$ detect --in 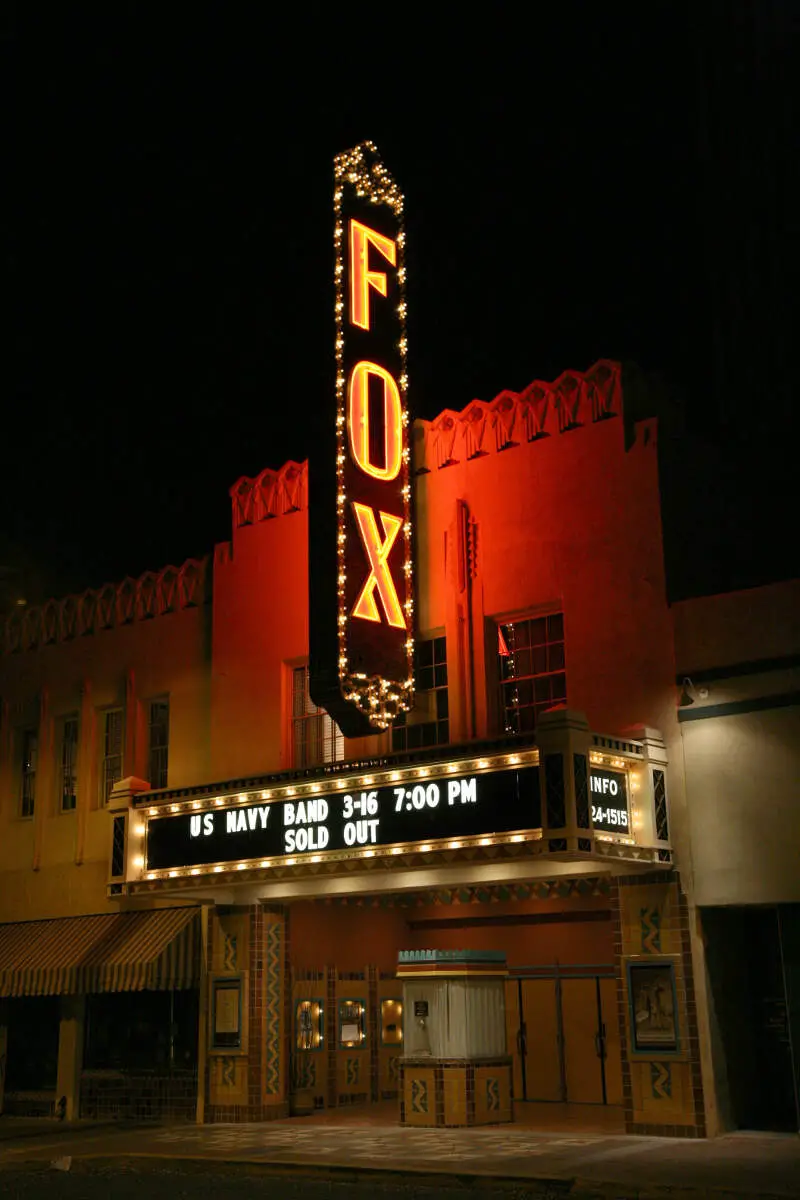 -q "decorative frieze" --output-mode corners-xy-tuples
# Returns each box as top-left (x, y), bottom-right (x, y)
(416, 359), (622, 474)
(229, 460), (308, 530)
(2, 558), (209, 655)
